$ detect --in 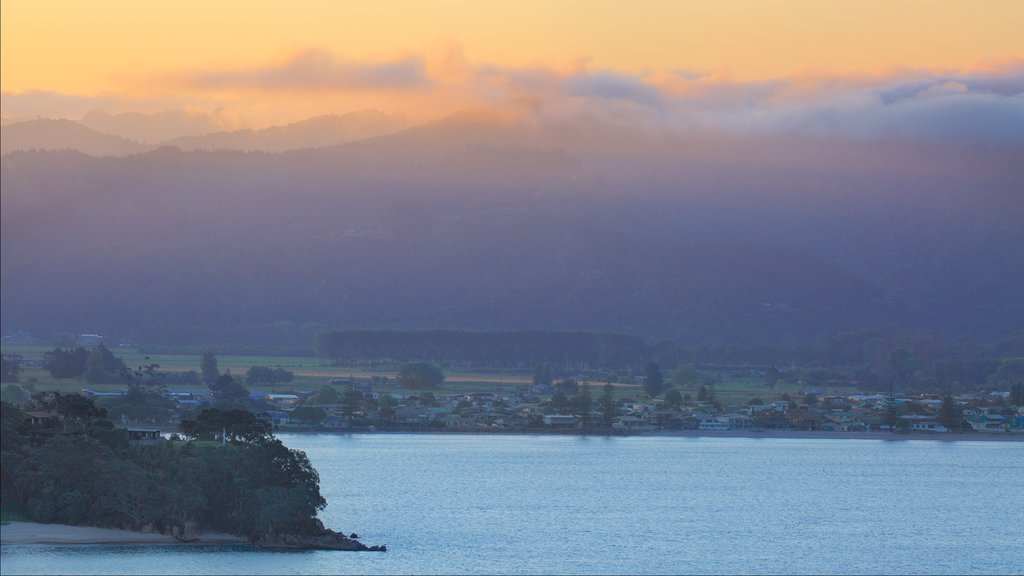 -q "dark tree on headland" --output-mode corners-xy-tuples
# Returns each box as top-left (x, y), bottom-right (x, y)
(0, 400), (381, 550)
